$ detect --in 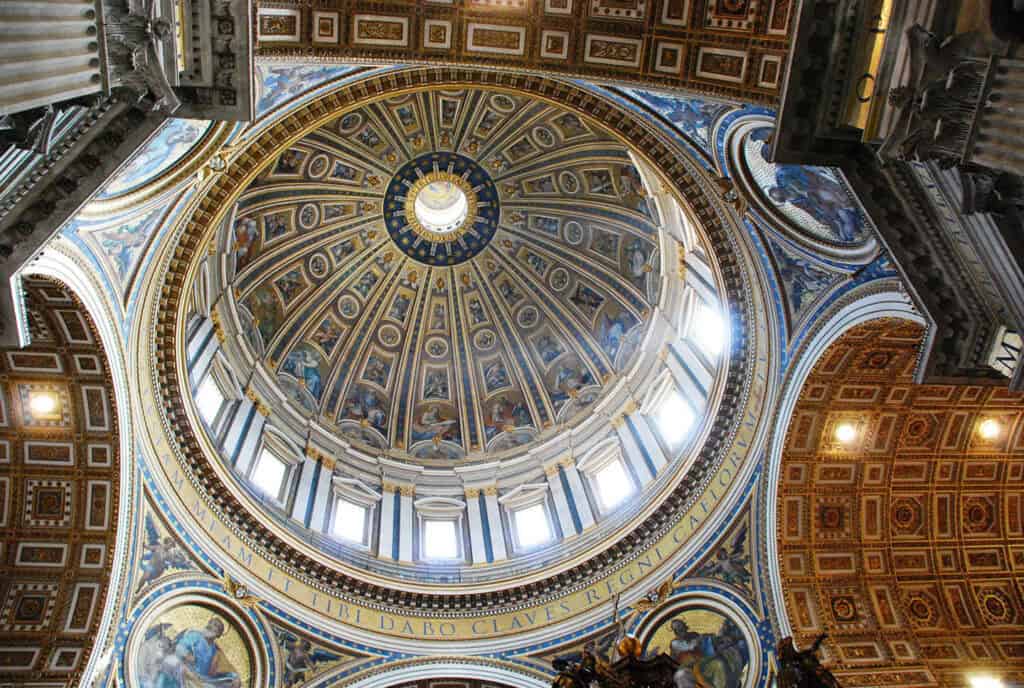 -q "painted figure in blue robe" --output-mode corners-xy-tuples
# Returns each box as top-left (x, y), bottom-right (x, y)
(342, 387), (387, 432)
(666, 616), (747, 688)
(257, 65), (354, 113)
(484, 396), (531, 439)
(173, 618), (243, 688)
(778, 254), (835, 314)
(483, 361), (510, 392)
(751, 128), (863, 243)
(98, 218), (154, 281)
(627, 91), (721, 149)
(625, 238), (650, 285)
(282, 346), (324, 399)
(139, 618), (243, 688)
(598, 310), (637, 360)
